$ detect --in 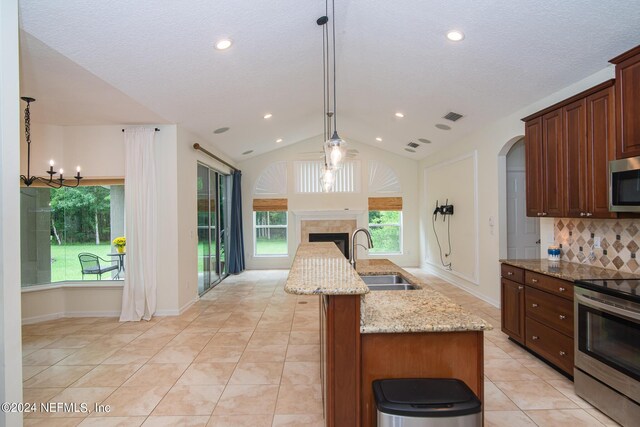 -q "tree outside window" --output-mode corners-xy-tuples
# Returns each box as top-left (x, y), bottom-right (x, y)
(368, 210), (402, 254)
(254, 211), (288, 256)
